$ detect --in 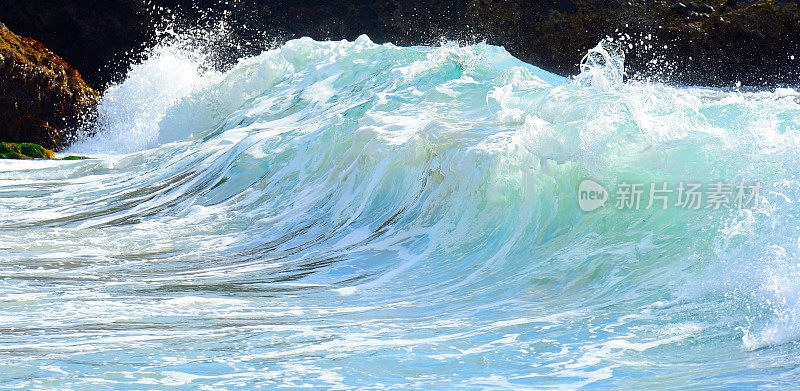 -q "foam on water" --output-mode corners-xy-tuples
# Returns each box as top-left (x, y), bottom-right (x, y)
(1, 34), (799, 388)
